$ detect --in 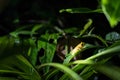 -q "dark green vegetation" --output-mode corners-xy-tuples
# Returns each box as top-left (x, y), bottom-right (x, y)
(0, 0), (120, 80)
